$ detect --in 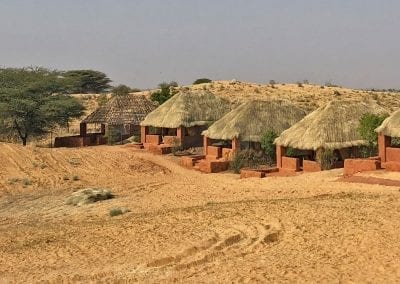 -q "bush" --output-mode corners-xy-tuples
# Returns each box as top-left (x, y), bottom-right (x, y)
(150, 82), (178, 105)
(66, 188), (114, 206)
(316, 149), (337, 170)
(97, 94), (108, 106)
(171, 137), (183, 155)
(112, 84), (131, 96)
(109, 207), (130, 217)
(230, 149), (267, 173)
(193, 78), (212, 85)
(357, 113), (388, 156)
(260, 130), (278, 166)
